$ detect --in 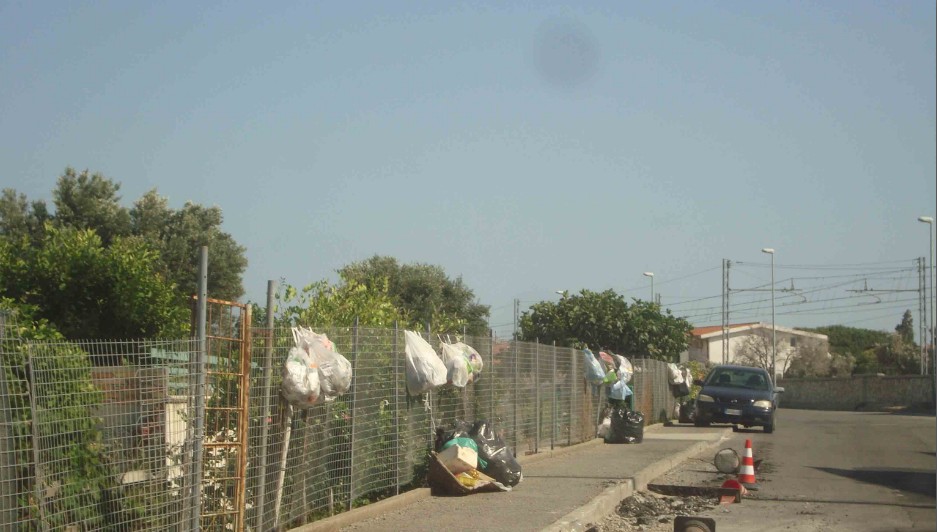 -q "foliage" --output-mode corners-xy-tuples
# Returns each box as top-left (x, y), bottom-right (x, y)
(0, 224), (188, 340)
(873, 333), (920, 375)
(785, 339), (831, 378)
(279, 275), (408, 328)
(1, 169), (247, 338)
(518, 289), (691, 362)
(895, 309), (915, 345)
(804, 325), (890, 363)
(338, 255), (490, 335)
(130, 190), (247, 300)
(0, 301), (119, 530)
(828, 352), (855, 377)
